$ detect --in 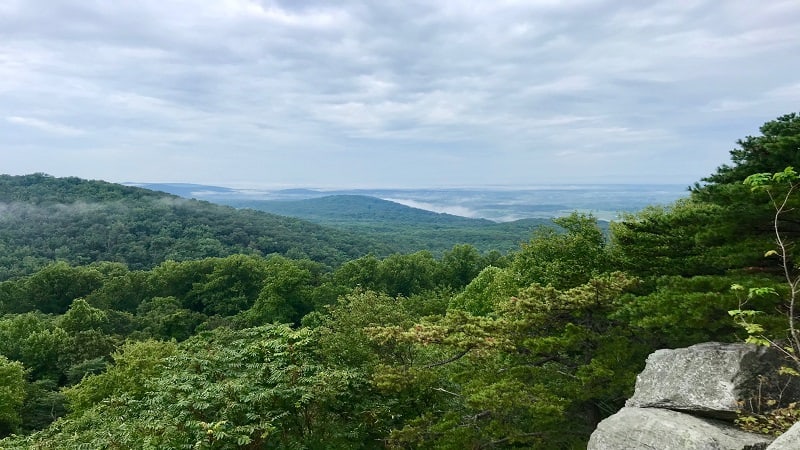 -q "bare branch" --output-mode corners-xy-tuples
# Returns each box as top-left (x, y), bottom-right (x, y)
(424, 346), (473, 368)
(432, 387), (461, 397)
